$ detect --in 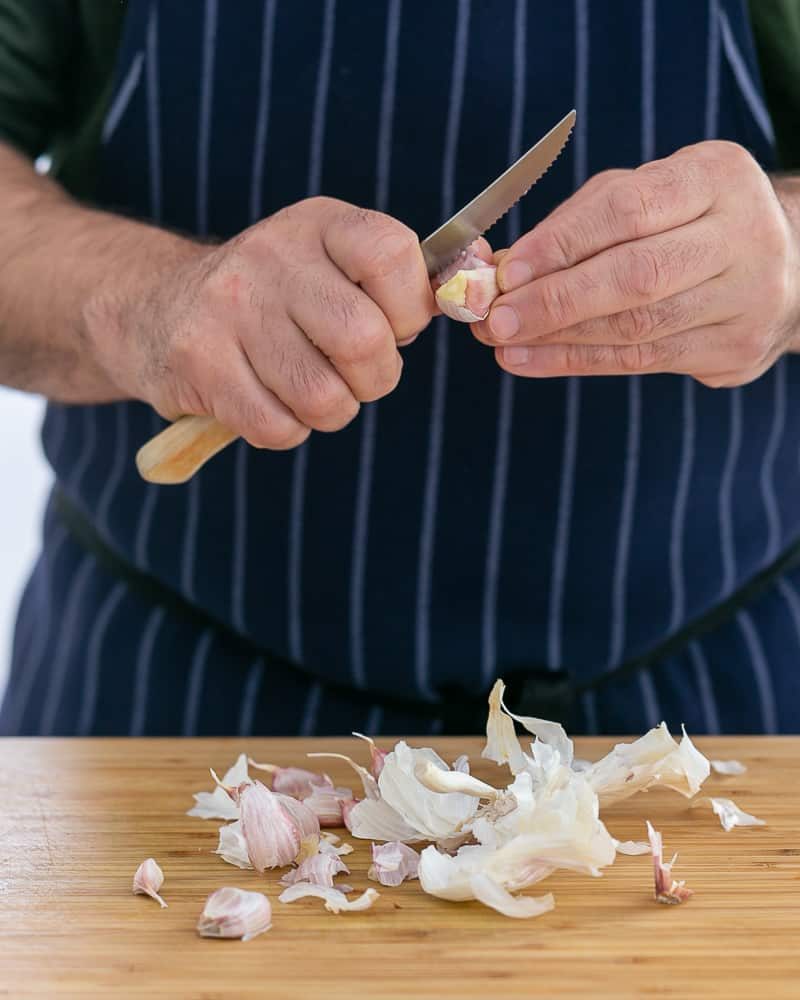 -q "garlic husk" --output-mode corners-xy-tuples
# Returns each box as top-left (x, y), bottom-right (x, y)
(613, 838), (651, 856)
(414, 759), (499, 800)
(188, 753), (249, 819)
(238, 780), (302, 871)
(215, 820), (252, 870)
(368, 842), (420, 886)
(275, 792), (321, 841)
(433, 247), (499, 323)
(500, 695), (574, 767)
(452, 754), (470, 774)
(468, 873), (555, 919)
(345, 796), (423, 843)
(696, 796), (765, 832)
(278, 883), (379, 913)
(481, 680), (527, 774)
(197, 887), (272, 941)
(303, 785), (354, 827)
(352, 732), (389, 779)
(710, 759), (747, 776)
(319, 831), (354, 856)
(585, 724), (710, 807)
(647, 821), (692, 904)
(307, 751), (380, 800)
(248, 759), (334, 799)
(132, 857), (167, 908)
(280, 851), (350, 889)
